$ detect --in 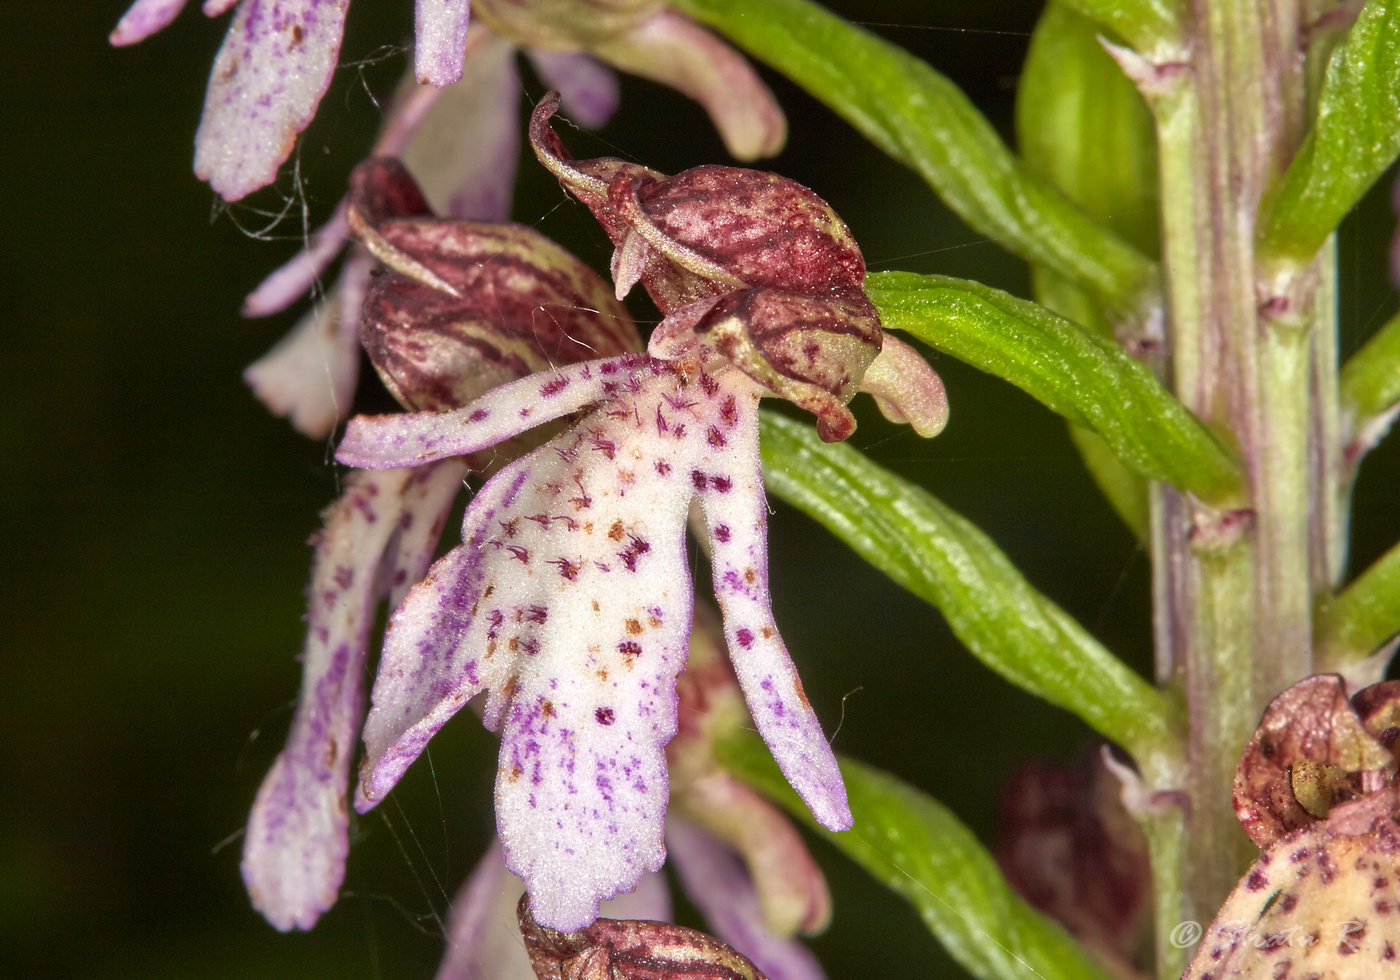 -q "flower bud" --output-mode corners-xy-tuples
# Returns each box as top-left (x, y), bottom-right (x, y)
(531, 94), (892, 441)
(519, 895), (771, 980)
(346, 157), (641, 413)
